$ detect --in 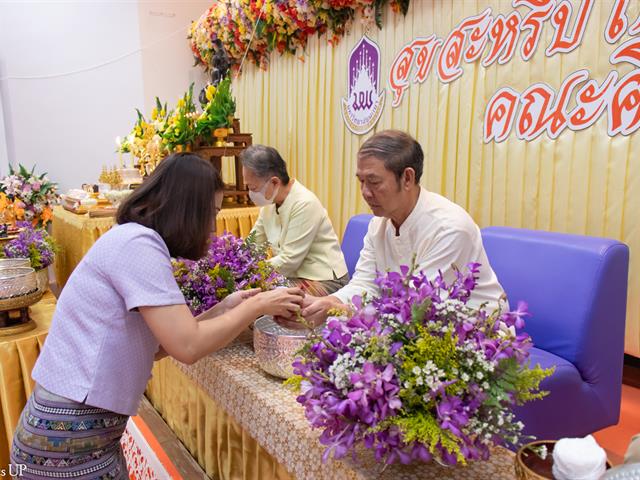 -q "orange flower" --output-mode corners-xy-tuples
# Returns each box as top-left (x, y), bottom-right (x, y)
(41, 207), (53, 225)
(14, 207), (25, 220)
